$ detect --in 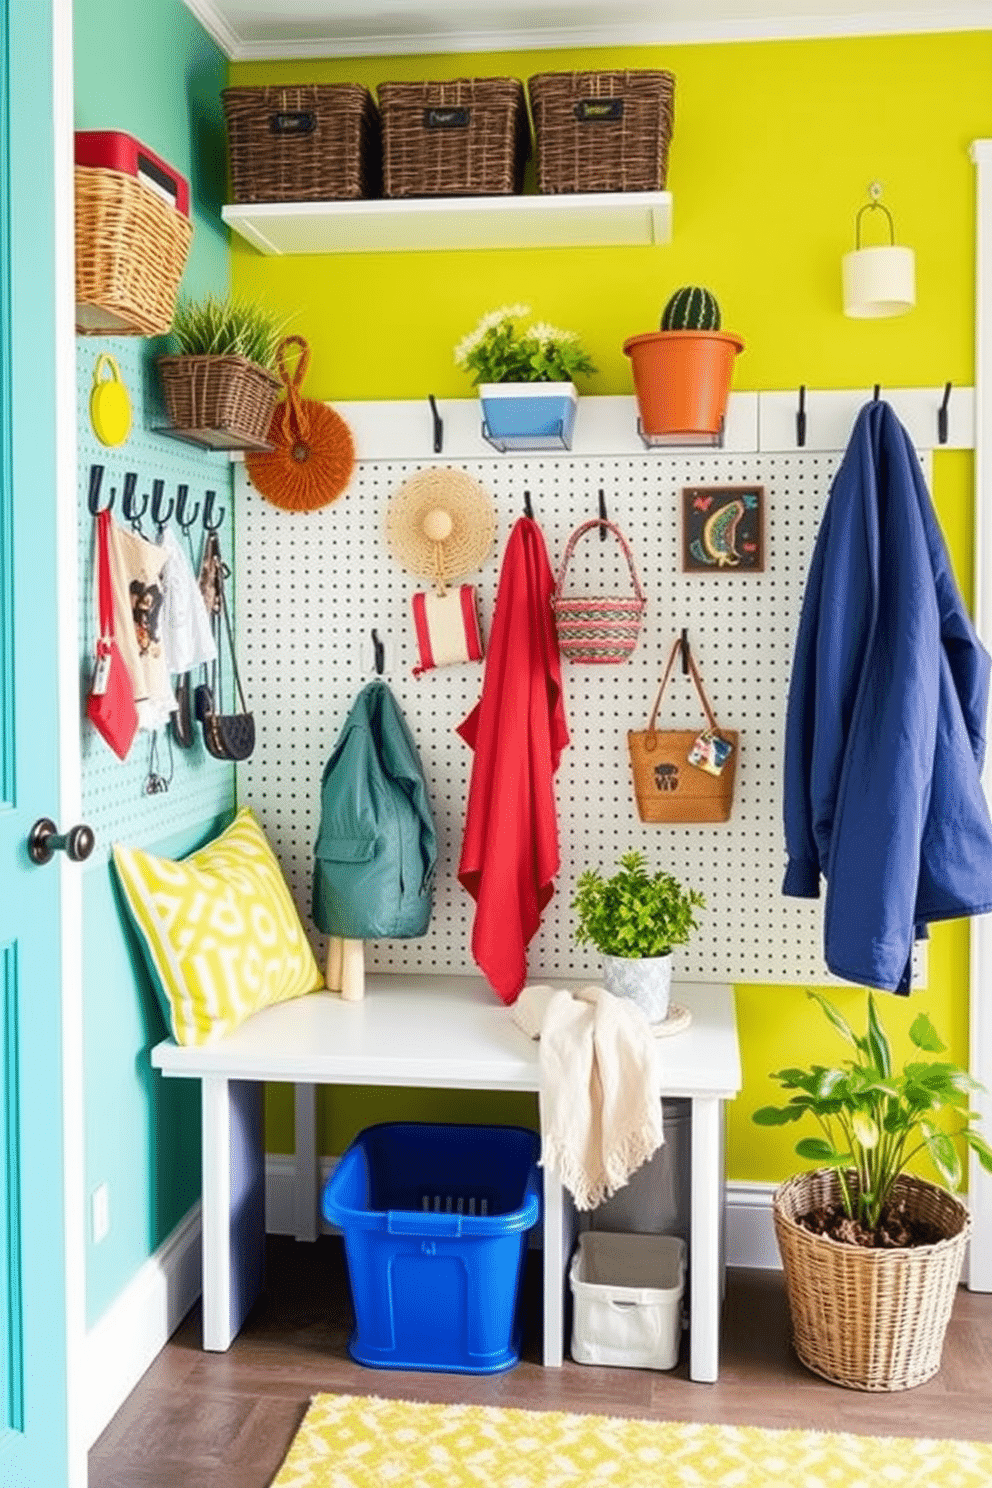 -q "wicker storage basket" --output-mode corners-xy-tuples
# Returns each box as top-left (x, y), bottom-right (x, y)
(157, 355), (282, 448)
(552, 519), (646, 663)
(75, 167), (193, 336)
(528, 70), (675, 195)
(773, 1169), (970, 1392)
(378, 78), (528, 198)
(222, 84), (381, 202)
